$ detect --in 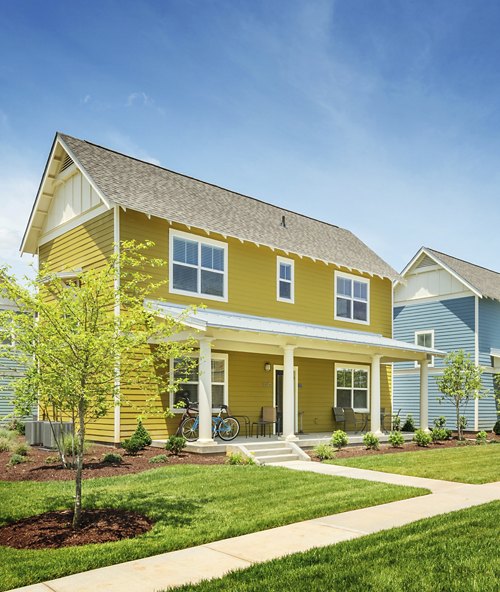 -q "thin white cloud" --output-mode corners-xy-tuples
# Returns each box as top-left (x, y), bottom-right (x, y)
(82, 94), (92, 104)
(126, 92), (165, 116)
(102, 130), (161, 166)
